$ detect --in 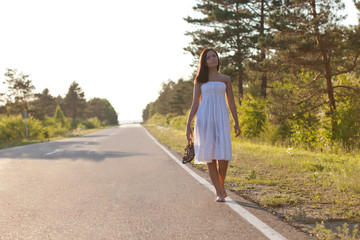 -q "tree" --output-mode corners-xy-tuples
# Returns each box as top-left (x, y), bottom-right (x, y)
(86, 98), (107, 121)
(102, 99), (118, 125)
(63, 81), (86, 120)
(267, 0), (360, 134)
(30, 88), (57, 119)
(142, 102), (154, 122)
(168, 79), (193, 115)
(153, 80), (175, 115)
(3, 68), (35, 114)
(86, 98), (118, 125)
(184, 0), (254, 104)
(244, 0), (281, 98)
